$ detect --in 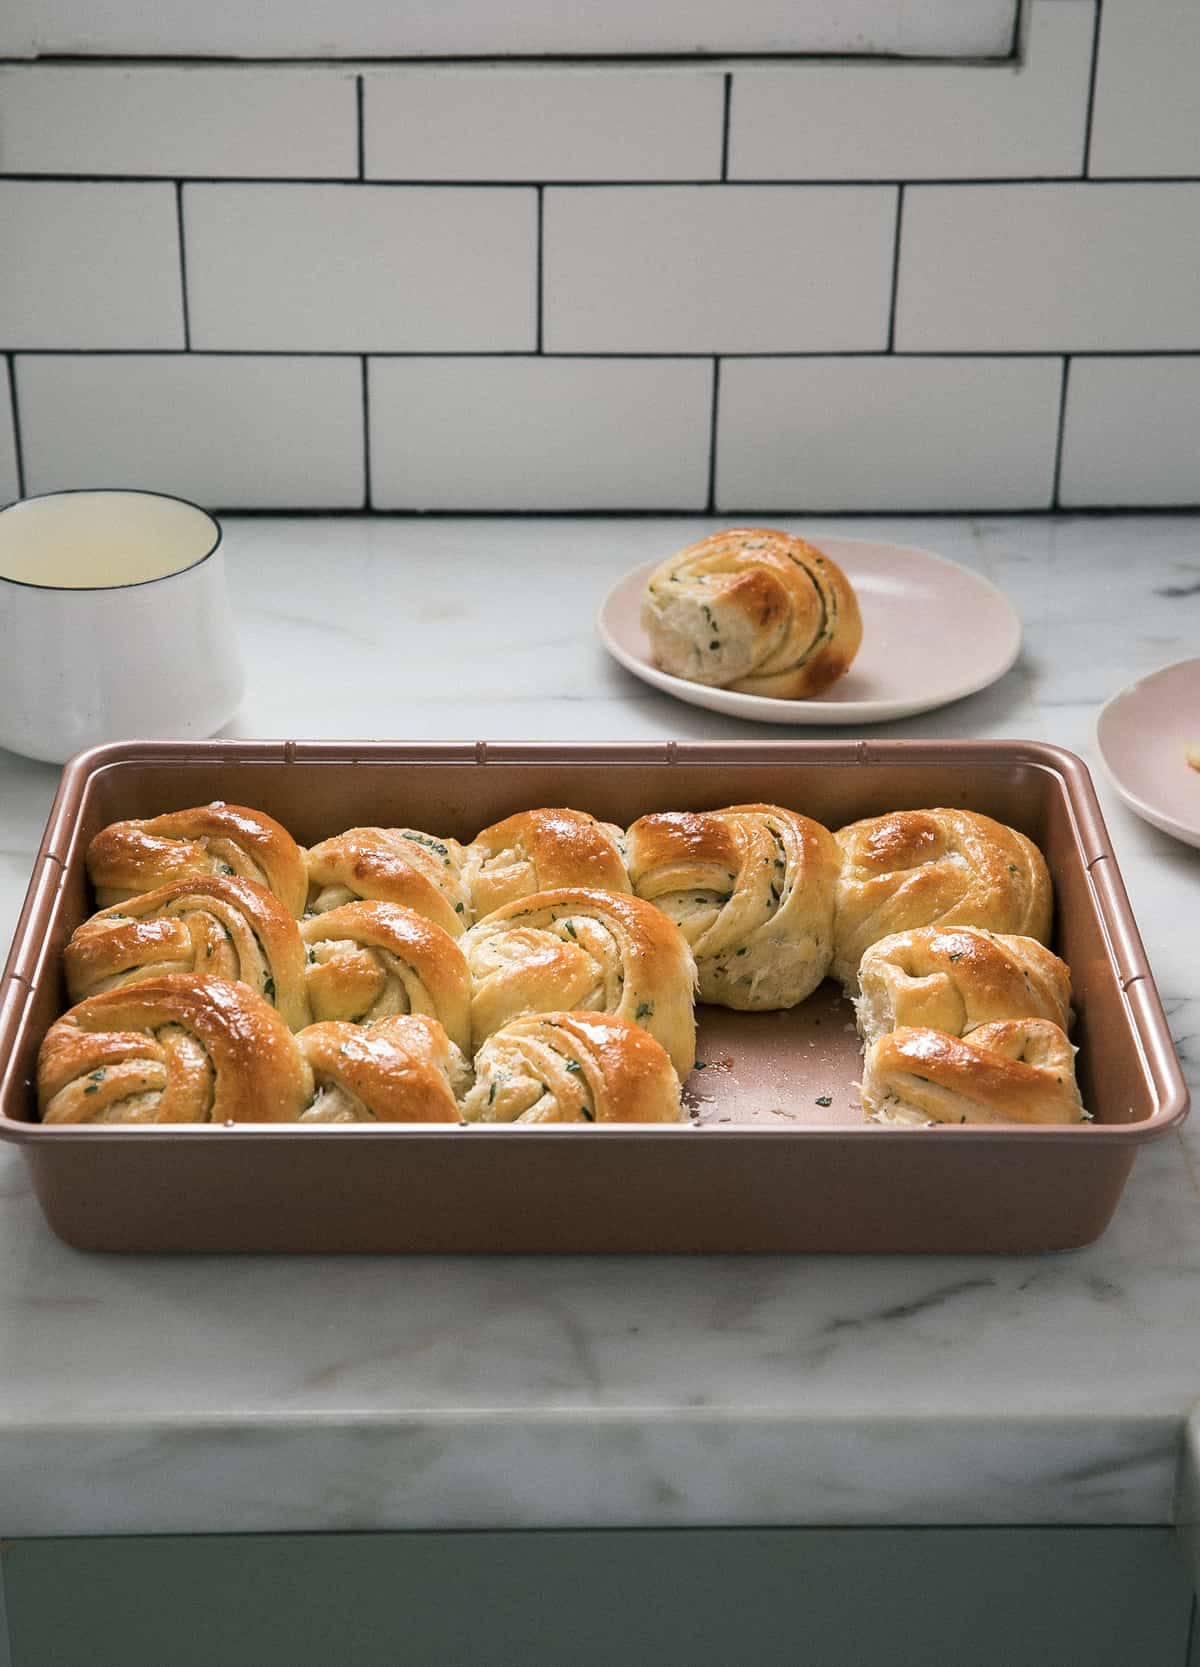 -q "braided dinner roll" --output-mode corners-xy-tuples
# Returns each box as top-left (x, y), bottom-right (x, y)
(305, 826), (471, 936)
(301, 901), (471, 1052)
(87, 802), (307, 918)
(640, 528), (862, 699)
(461, 887), (696, 1075)
(856, 927), (1072, 1049)
(38, 973), (313, 1125)
(463, 808), (630, 917)
(297, 1015), (469, 1123)
(625, 803), (839, 1009)
(462, 1011), (682, 1125)
(63, 874), (310, 1031)
(833, 808), (1053, 995)
(861, 1019), (1086, 1127)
